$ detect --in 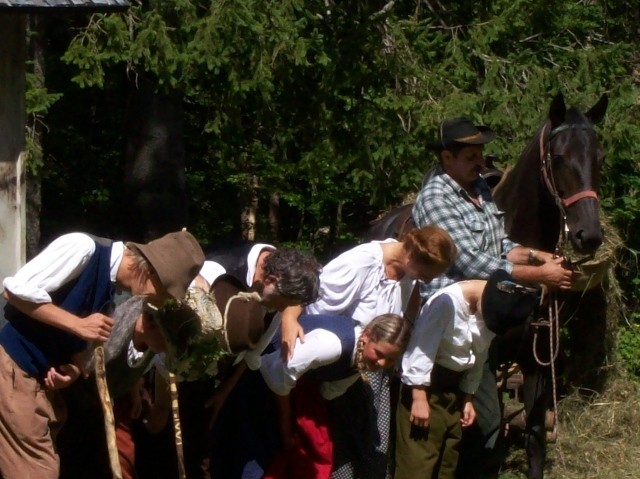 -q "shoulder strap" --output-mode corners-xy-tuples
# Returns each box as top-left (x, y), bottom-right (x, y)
(403, 282), (422, 326)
